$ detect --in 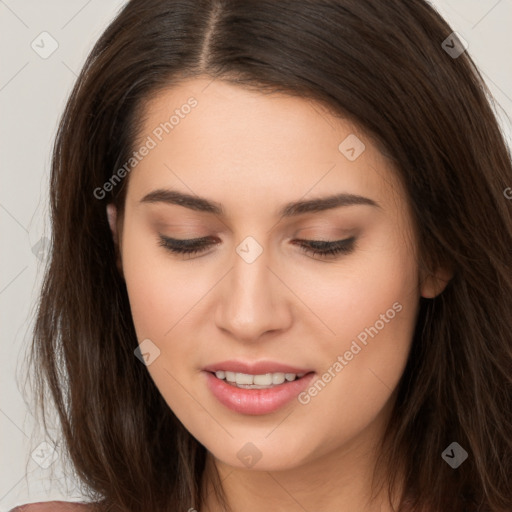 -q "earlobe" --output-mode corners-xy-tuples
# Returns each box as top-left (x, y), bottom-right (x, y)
(420, 266), (454, 298)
